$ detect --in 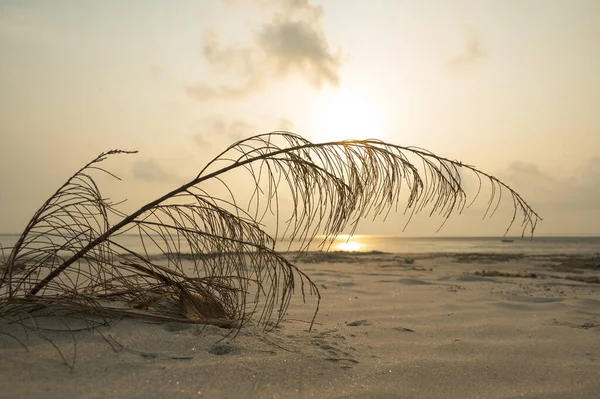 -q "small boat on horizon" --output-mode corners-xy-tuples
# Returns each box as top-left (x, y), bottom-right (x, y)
(501, 239), (514, 243)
